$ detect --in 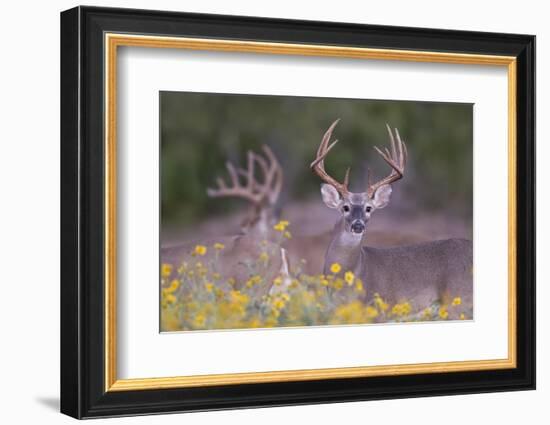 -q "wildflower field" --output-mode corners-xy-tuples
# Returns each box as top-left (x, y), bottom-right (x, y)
(160, 220), (470, 332)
